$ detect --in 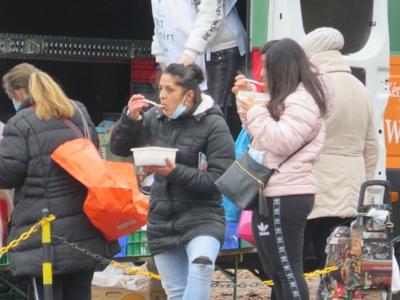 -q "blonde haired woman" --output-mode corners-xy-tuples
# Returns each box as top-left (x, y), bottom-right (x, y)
(0, 63), (119, 299)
